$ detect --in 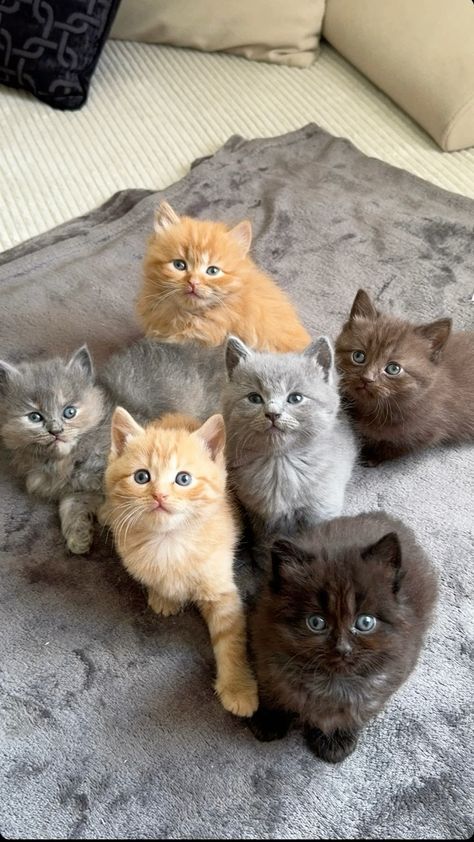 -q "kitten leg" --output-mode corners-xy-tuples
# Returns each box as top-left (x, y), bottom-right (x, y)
(59, 493), (101, 555)
(198, 590), (258, 718)
(361, 440), (412, 466)
(304, 724), (359, 763)
(248, 706), (294, 742)
(147, 587), (182, 617)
